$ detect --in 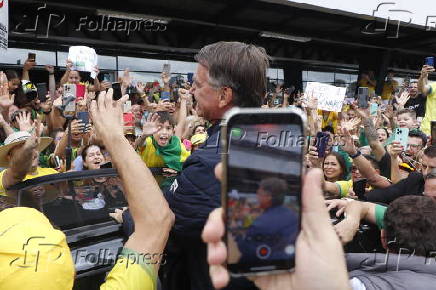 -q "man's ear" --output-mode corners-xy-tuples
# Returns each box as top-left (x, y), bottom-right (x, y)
(380, 229), (388, 250)
(218, 87), (233, 109)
